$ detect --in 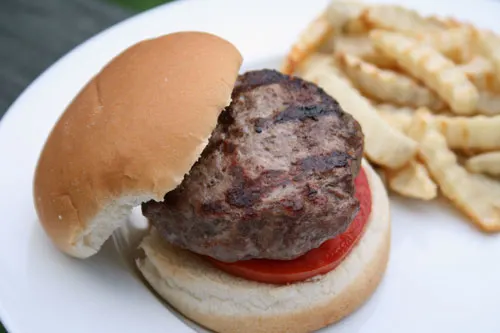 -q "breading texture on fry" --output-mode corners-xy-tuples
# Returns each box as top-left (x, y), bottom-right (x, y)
(370, 30), (478, 115)
(466, 152), (500, 176)
(281, 13), (333, 75)
(300, 59), (418, 169)
(337, 53), (445, 109)
(408, 110), (500, 232)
